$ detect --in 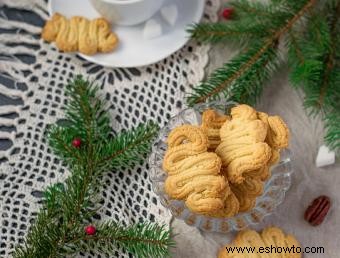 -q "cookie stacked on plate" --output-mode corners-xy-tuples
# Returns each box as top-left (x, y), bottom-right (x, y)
(162, 104), (290, 217)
